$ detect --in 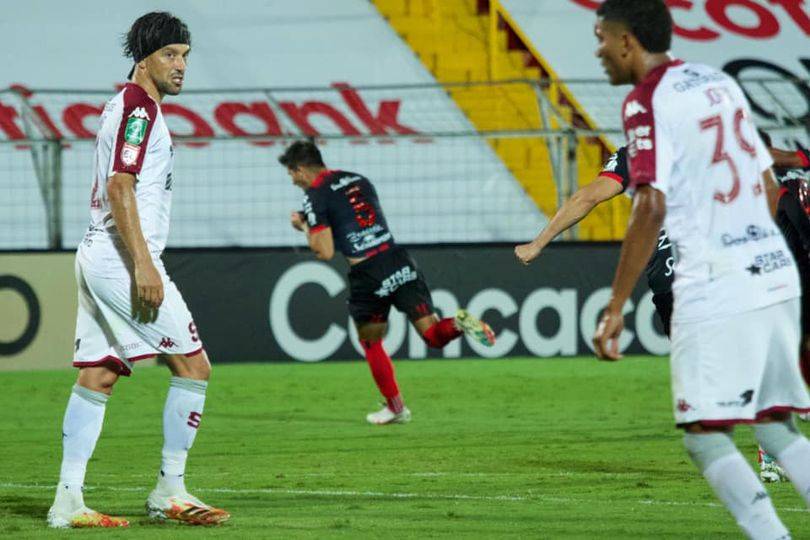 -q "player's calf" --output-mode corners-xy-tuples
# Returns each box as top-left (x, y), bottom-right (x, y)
(755, 418), (810, 506)
(684, 430), (790, 539)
